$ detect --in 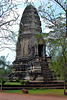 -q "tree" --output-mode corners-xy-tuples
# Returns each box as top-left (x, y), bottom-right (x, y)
(43, 15), (67, 74)
(0, 56), (12, 90)
(0, 0), (19, 51)
(53, 0), (67, 37)
(38, 0), (67, 94)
